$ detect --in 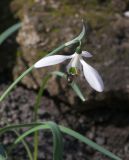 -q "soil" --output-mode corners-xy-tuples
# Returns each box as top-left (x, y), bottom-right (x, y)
(0, 80), (129, 160)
